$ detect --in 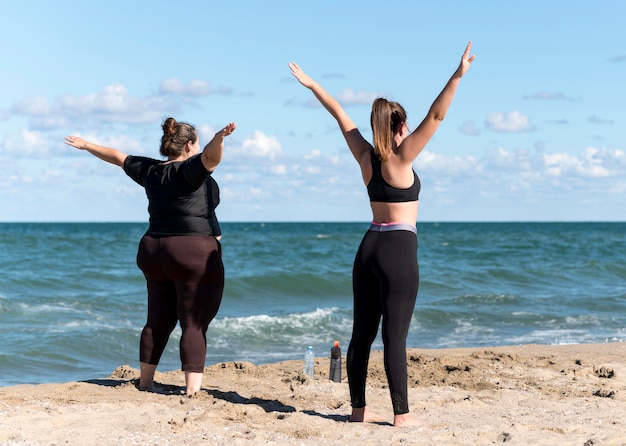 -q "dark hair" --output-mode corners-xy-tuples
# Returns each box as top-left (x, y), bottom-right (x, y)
(159, 117), (197, 157)
(370, 98), (407, 161)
